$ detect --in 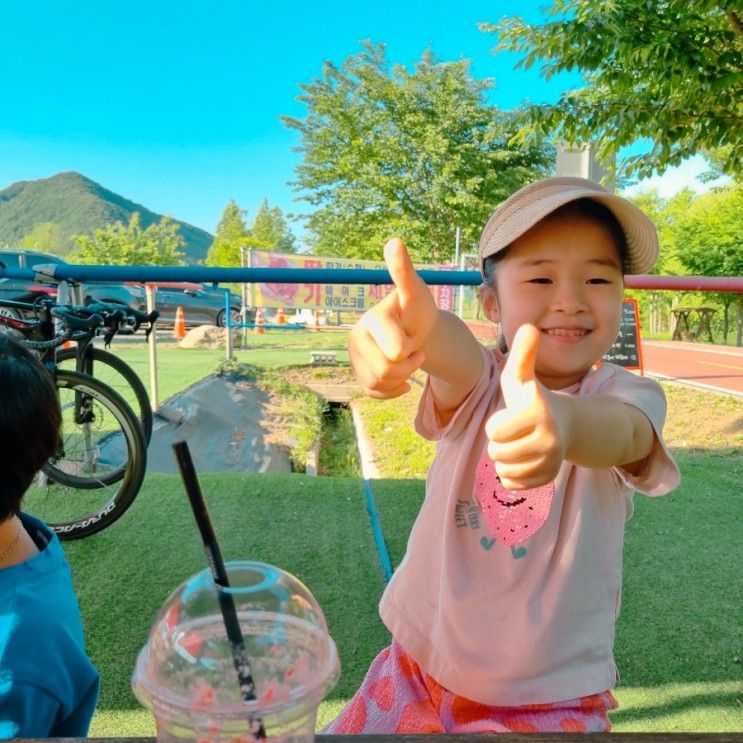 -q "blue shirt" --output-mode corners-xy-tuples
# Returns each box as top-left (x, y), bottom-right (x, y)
(0, 513), (99, 738)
